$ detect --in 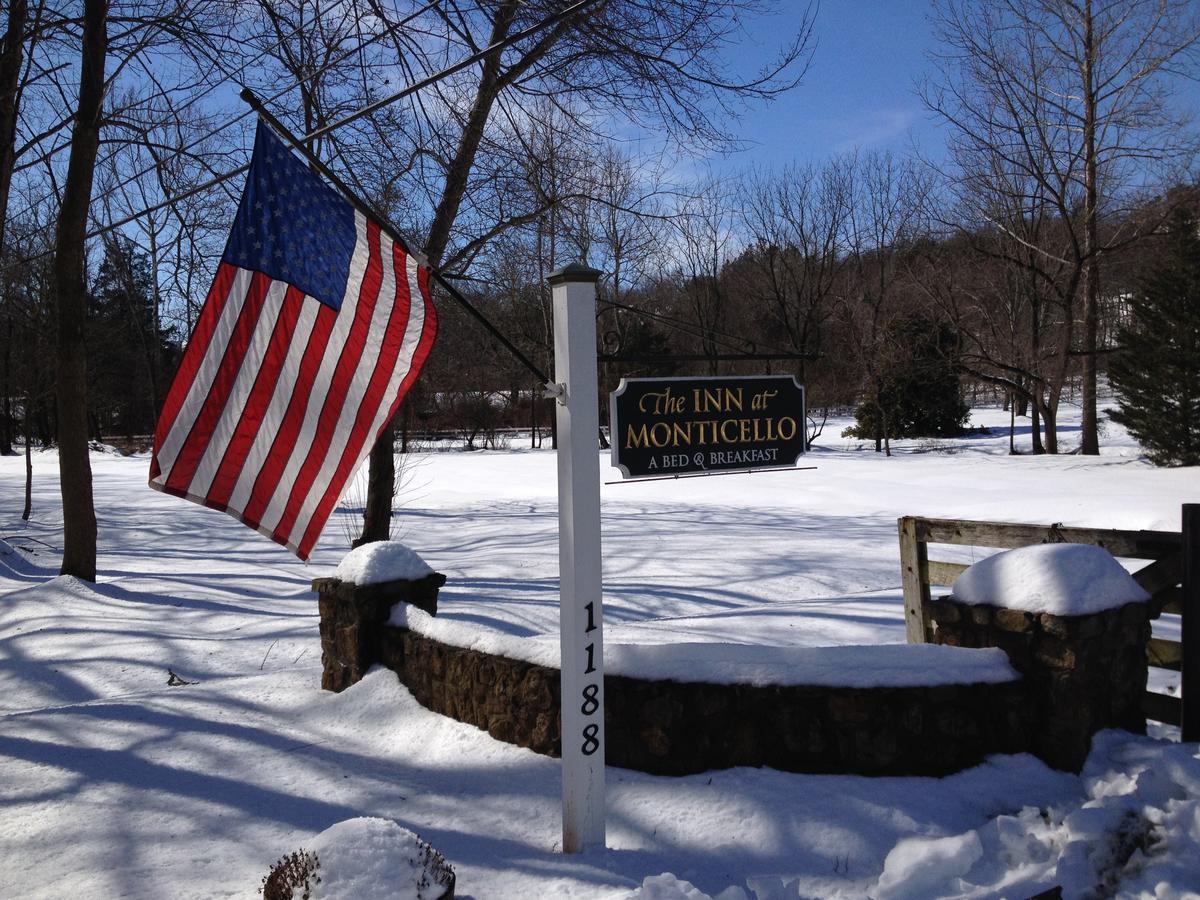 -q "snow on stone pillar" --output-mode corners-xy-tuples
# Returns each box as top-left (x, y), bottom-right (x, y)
(313, 541), (446, 693)
(928, 543), (1151, 771)
(548, 261), (606, 853)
